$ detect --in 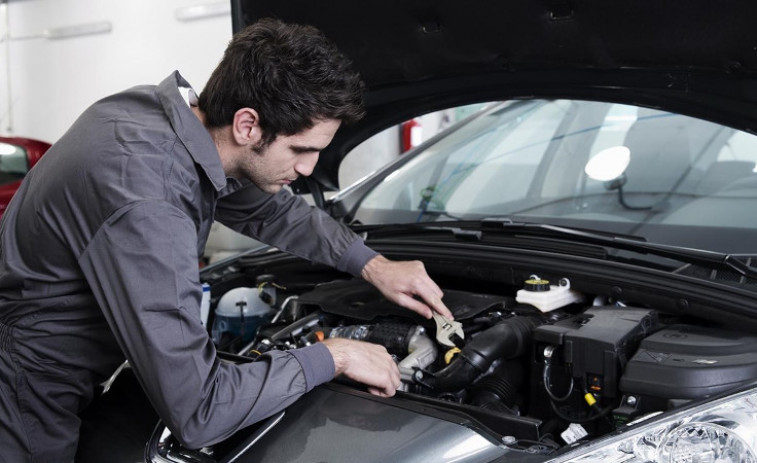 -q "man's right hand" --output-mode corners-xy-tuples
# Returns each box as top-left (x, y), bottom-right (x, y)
(321, 338), (400, 397)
